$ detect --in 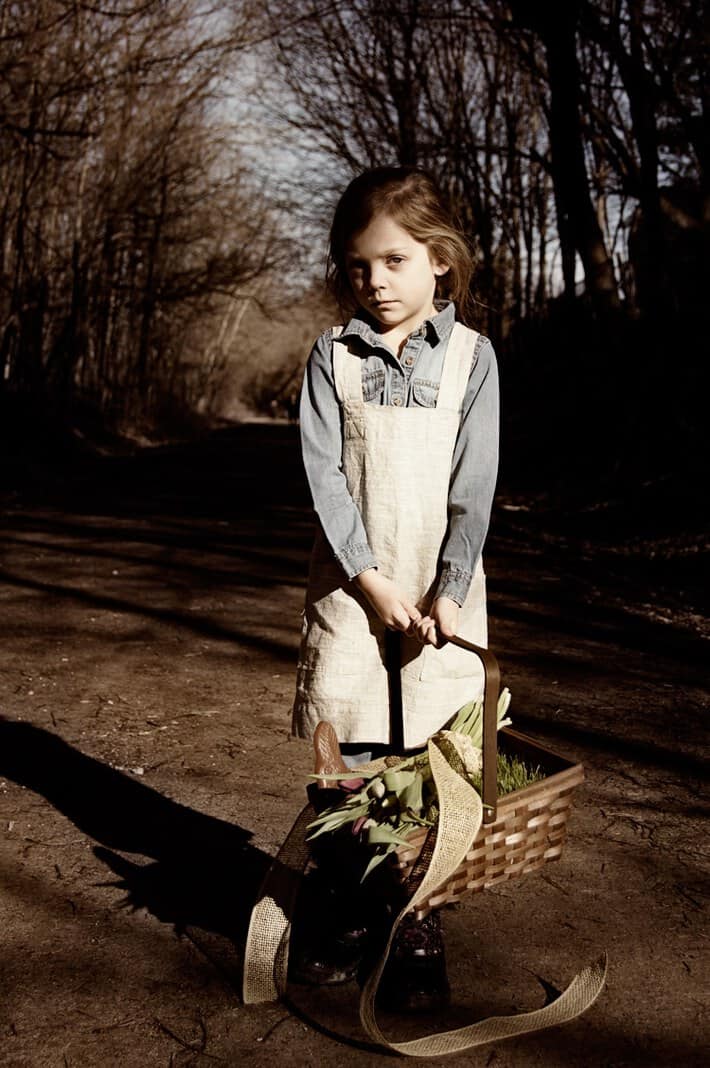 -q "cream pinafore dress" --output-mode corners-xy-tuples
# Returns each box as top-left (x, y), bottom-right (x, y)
(293, 322), (487, 750)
